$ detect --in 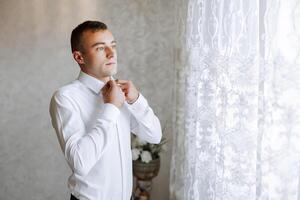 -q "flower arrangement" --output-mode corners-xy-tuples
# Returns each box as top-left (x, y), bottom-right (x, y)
(131, 134), (167, 163)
